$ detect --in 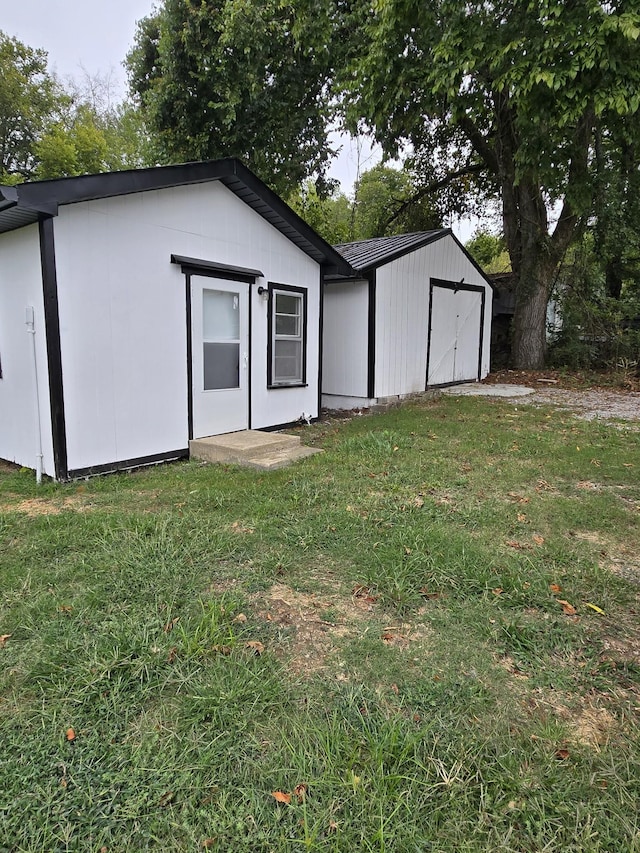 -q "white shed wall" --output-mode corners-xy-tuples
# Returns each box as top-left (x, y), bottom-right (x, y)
(322, 279), (369, 402)
(53, 181), (321, 471)
(374, 234), (492, 398)
(0, 225), (55, 474)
